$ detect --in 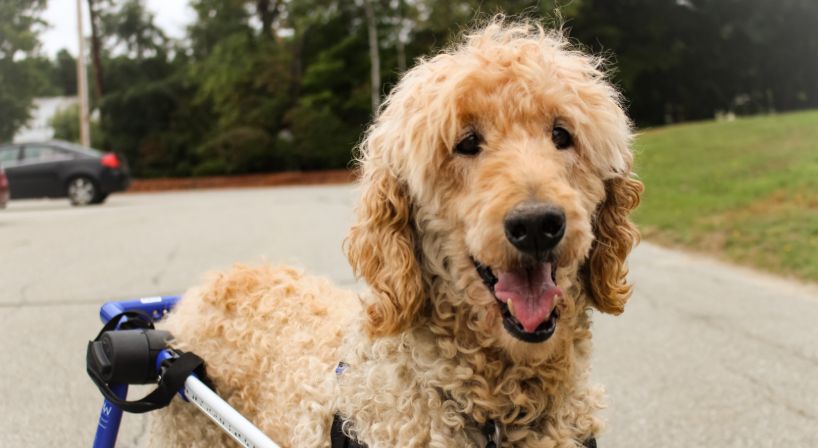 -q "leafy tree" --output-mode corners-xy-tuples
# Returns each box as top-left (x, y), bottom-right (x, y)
(53, 49), (78, 96)
(0, 0), (47, 141)
(101, 74), (210, 176)
(50, 104), (104, 147)
(194, 126), (296, 175)
(99, 0), (168, 59)
(286, 104), (361, 170)
(255, 0), (285, 38)
(93, 0), (183, 159)
(50, 105), (81, 142)
(0, 0), (46, 59)
(363, 0), (381, 113)
(24, 56), (61, 97)
(193, 33), (292, 133)
(88, 0), (106, 101)
(49, 0), (818, 176)
(188, 0), (254, 58)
